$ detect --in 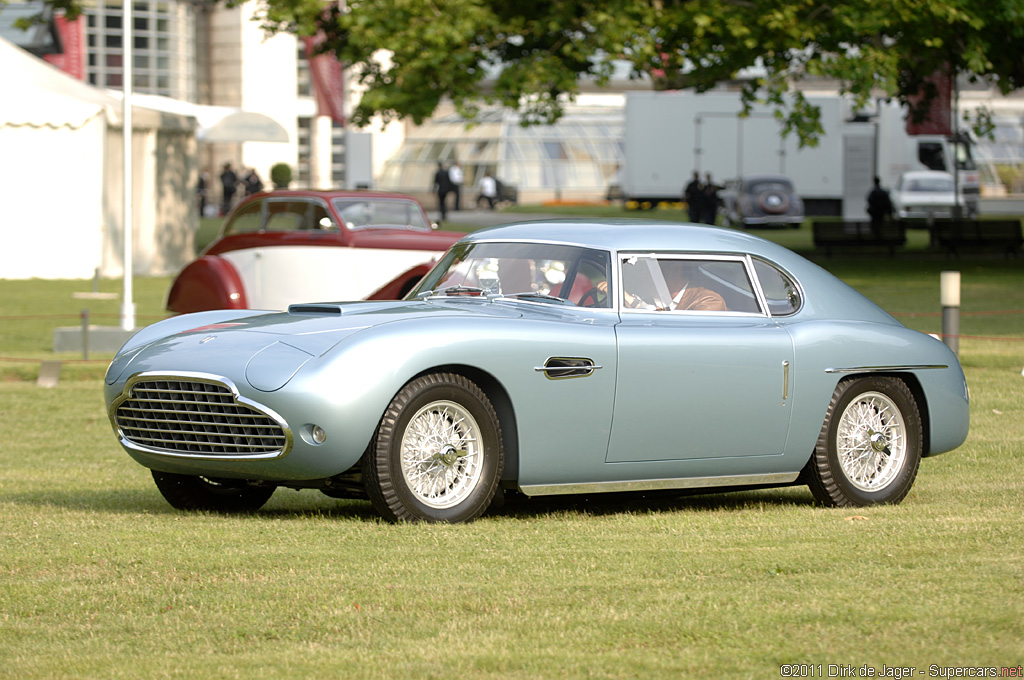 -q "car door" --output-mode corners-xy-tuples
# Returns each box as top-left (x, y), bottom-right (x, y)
(606, 254), (795, 463)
